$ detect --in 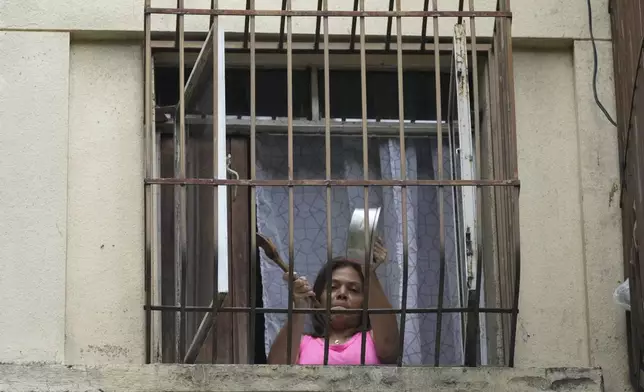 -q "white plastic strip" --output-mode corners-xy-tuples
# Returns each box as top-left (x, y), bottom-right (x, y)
(214, 23), (229, 294)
